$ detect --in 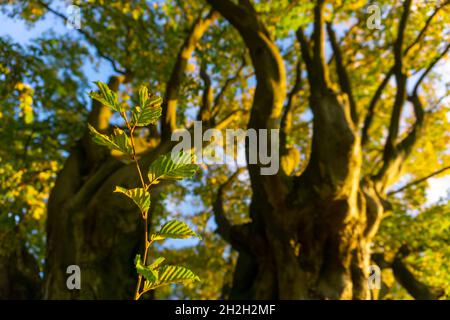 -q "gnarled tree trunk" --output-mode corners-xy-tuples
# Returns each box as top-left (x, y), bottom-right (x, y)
(208, 0), (440, 300)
